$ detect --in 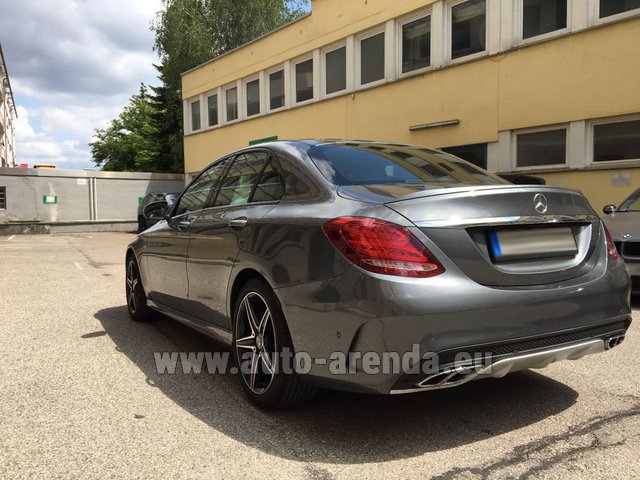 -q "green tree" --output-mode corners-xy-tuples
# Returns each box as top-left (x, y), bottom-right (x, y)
(92, 0), (309, 172)
(148, 0), (308, 173)
(90, 84), (161, 171)
(152, 0), (308, 96)
(148, 63), (184, 172)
